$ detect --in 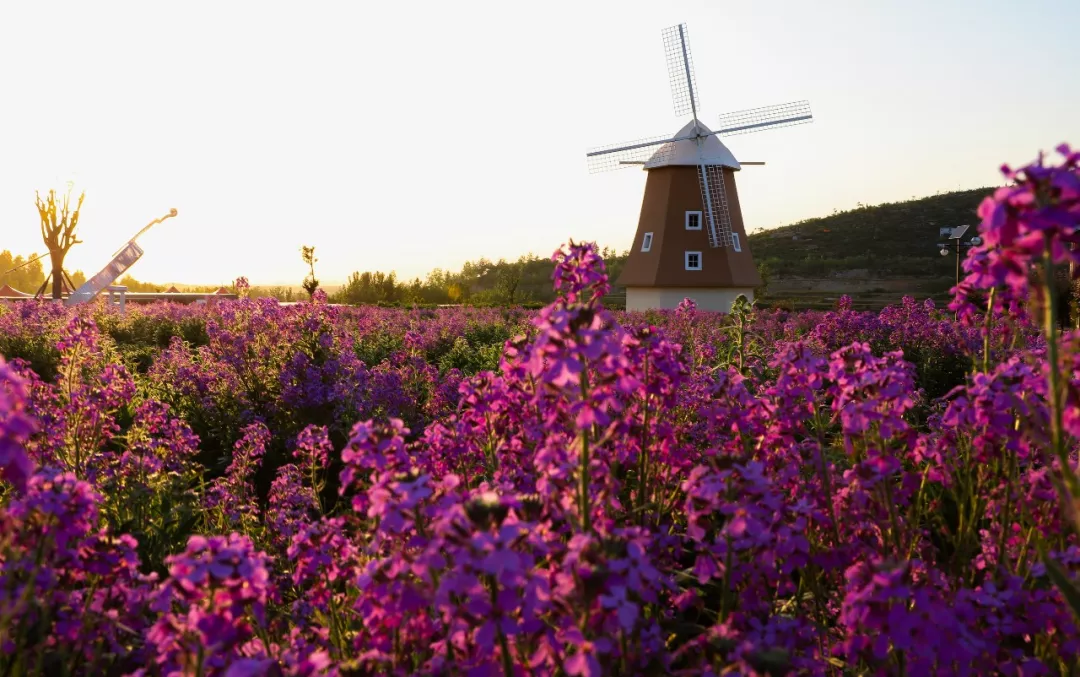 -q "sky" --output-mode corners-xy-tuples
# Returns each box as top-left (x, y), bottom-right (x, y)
(0, 0), (1077, 286)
